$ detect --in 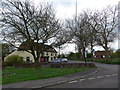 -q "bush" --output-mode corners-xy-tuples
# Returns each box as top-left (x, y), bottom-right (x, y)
(110, 53), (118, 58)
(4, 55), (24, 65)
(87, 53), (93, 58)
